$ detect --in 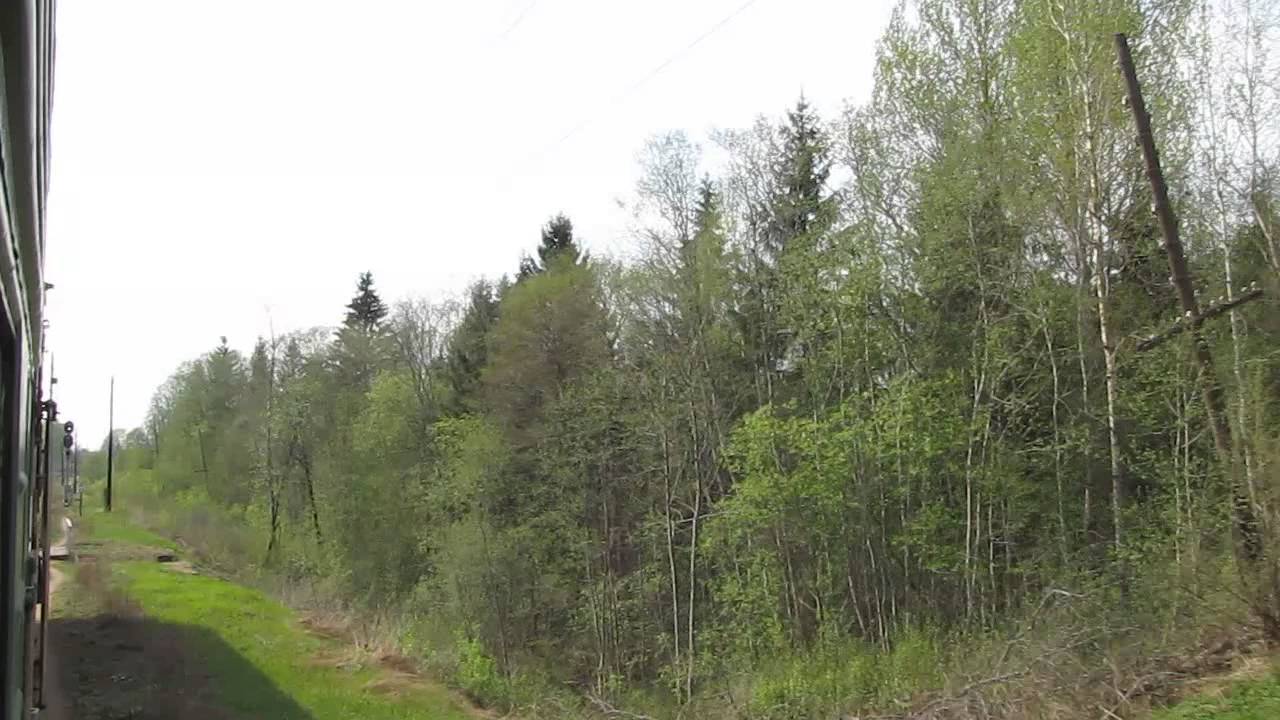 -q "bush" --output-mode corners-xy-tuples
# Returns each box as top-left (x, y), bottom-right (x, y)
(454, 633), (508, 708)
(747, 629), (944, 719)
